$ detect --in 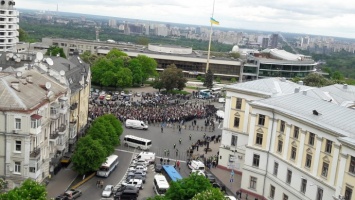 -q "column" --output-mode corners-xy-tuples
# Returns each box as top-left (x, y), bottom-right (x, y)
(329, 144), (340, 186)
(334, 153), (348, 197)
(282, 124), (291, 159)
(248, 113), (257, 145)
(266, 117), (277, 151)
(243, 103), (250, 134)
(312, 136), (323, 175)
(23, 136), (30, 178)
(223, 96), (231, 128)
(296, 130), (306, 168)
